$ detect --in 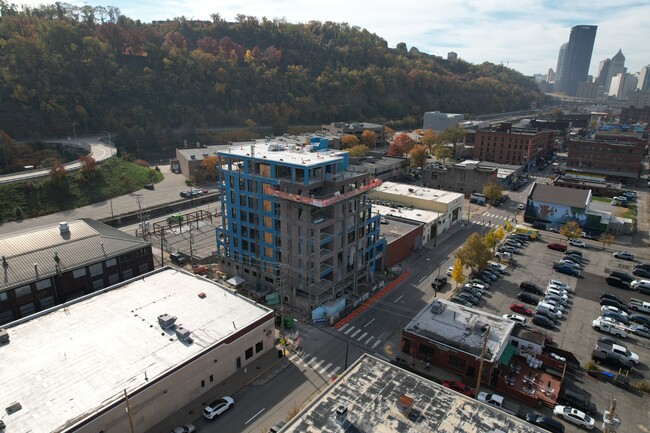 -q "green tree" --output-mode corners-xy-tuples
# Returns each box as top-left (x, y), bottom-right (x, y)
(409, 144), (428, 169)
(456, 232), (492, 273)
(482, 183), (503, 204)
(559, 221), (581, 240)
(451, 258), (465, 288)
(347, 144), (369, 157)
(598, 233), (615, 250)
